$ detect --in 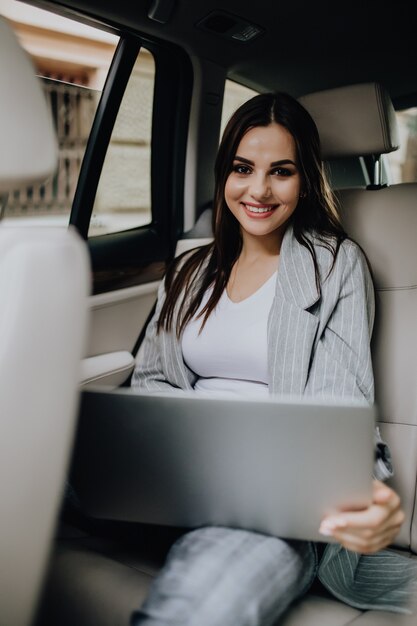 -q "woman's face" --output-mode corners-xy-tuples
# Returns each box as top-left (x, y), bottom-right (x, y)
(224, 122), (302, 245)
